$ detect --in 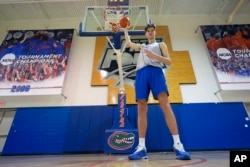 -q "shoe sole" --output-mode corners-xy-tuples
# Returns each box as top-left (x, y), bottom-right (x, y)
(174, 149), (191, 160)
(128, 155), (149, 160)
(176, 155), (191, 160)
